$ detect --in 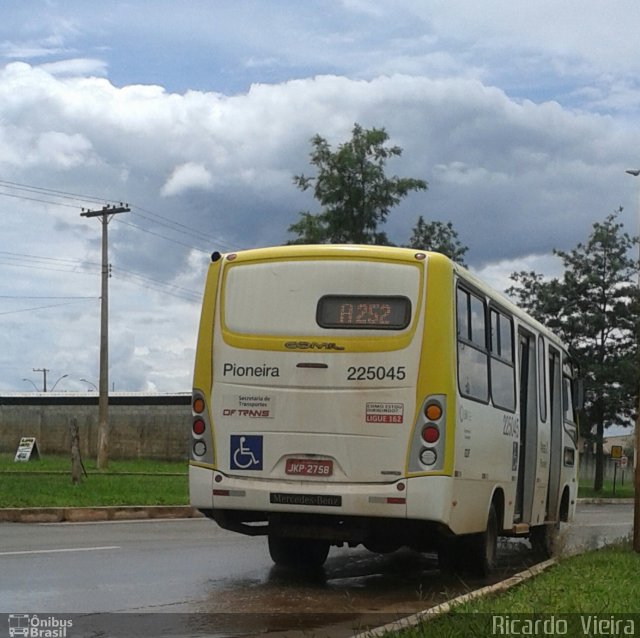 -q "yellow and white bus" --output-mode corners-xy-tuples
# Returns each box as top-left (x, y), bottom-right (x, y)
(189, 245), (578, 575)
